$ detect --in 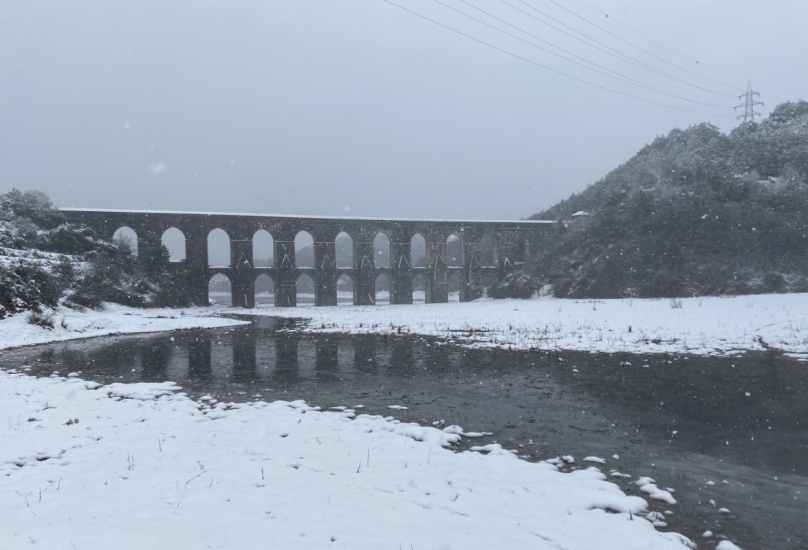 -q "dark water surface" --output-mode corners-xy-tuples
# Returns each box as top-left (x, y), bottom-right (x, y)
(2, 317), (806, 549)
